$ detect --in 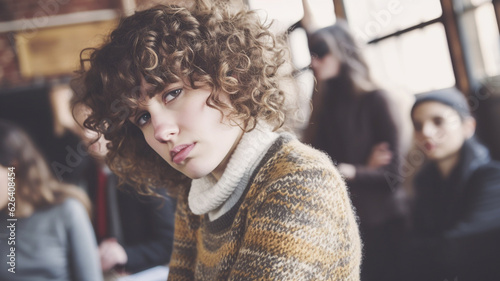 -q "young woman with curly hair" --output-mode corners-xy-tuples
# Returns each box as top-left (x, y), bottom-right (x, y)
(0, 120), (102, 281)
(72, 2), (361, 280)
